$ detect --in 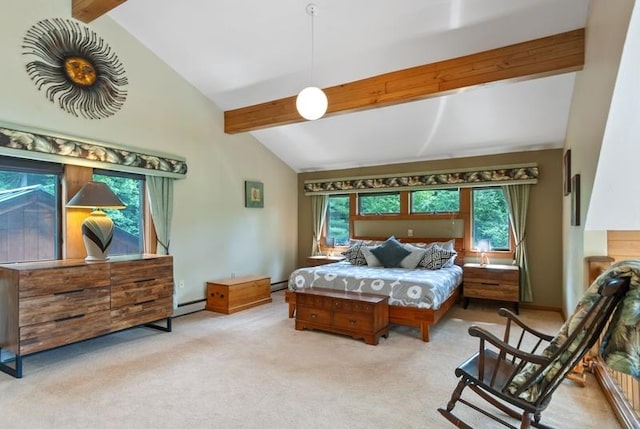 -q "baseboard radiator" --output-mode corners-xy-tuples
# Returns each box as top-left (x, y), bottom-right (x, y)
(593, 356), (640, 429)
